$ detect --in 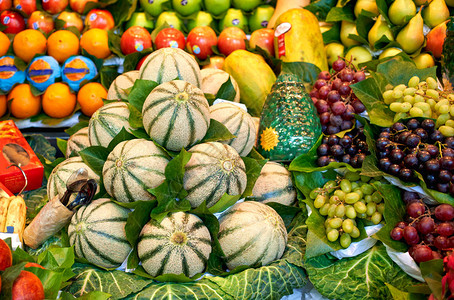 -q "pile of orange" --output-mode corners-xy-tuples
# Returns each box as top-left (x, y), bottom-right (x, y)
(1, 82), (107, 119)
